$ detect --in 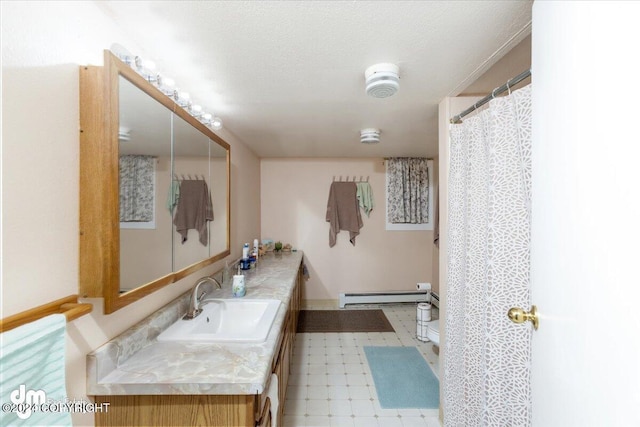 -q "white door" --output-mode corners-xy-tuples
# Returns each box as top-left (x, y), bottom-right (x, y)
(530, 3), (640, 426)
